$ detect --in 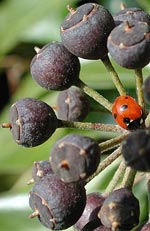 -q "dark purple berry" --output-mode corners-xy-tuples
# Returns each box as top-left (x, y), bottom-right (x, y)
(30, 42), (80, 91)
(31, 160), (53, 183)
(107, 20), (150, 69)
(60, 3), (115, 60)
(113, 7), (150, 27)
(50, 134), (100, 183)
(8, 98), (58, 147)
(74, 192), (106, 231)
(29, 174), (86, 230)
(98, 188), (140, 231)
(143, 76), (150, 105)
(122, 129), (150, 172)
(57, 86), (90, 121)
